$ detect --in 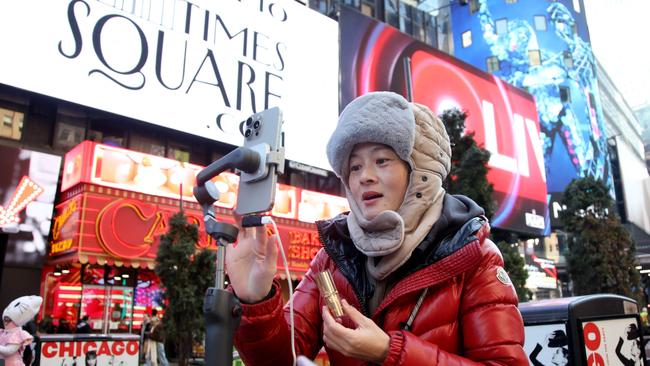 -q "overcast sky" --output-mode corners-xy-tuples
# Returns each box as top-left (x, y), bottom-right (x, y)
(585, 0), (650, 110)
